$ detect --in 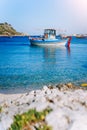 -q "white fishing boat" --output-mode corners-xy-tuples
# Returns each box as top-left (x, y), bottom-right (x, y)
(30, 29), (71, 47)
